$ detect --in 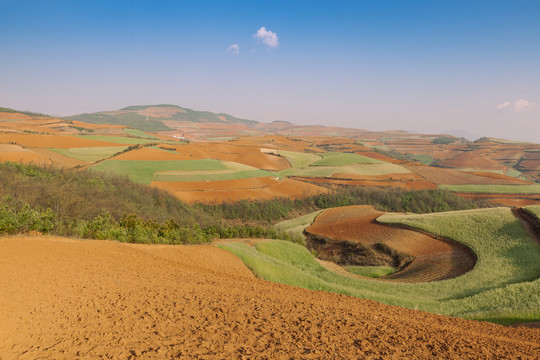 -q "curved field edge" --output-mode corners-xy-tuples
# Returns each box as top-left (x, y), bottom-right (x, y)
(218, 207), (540, 324)
(440, 184), (540, 194)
